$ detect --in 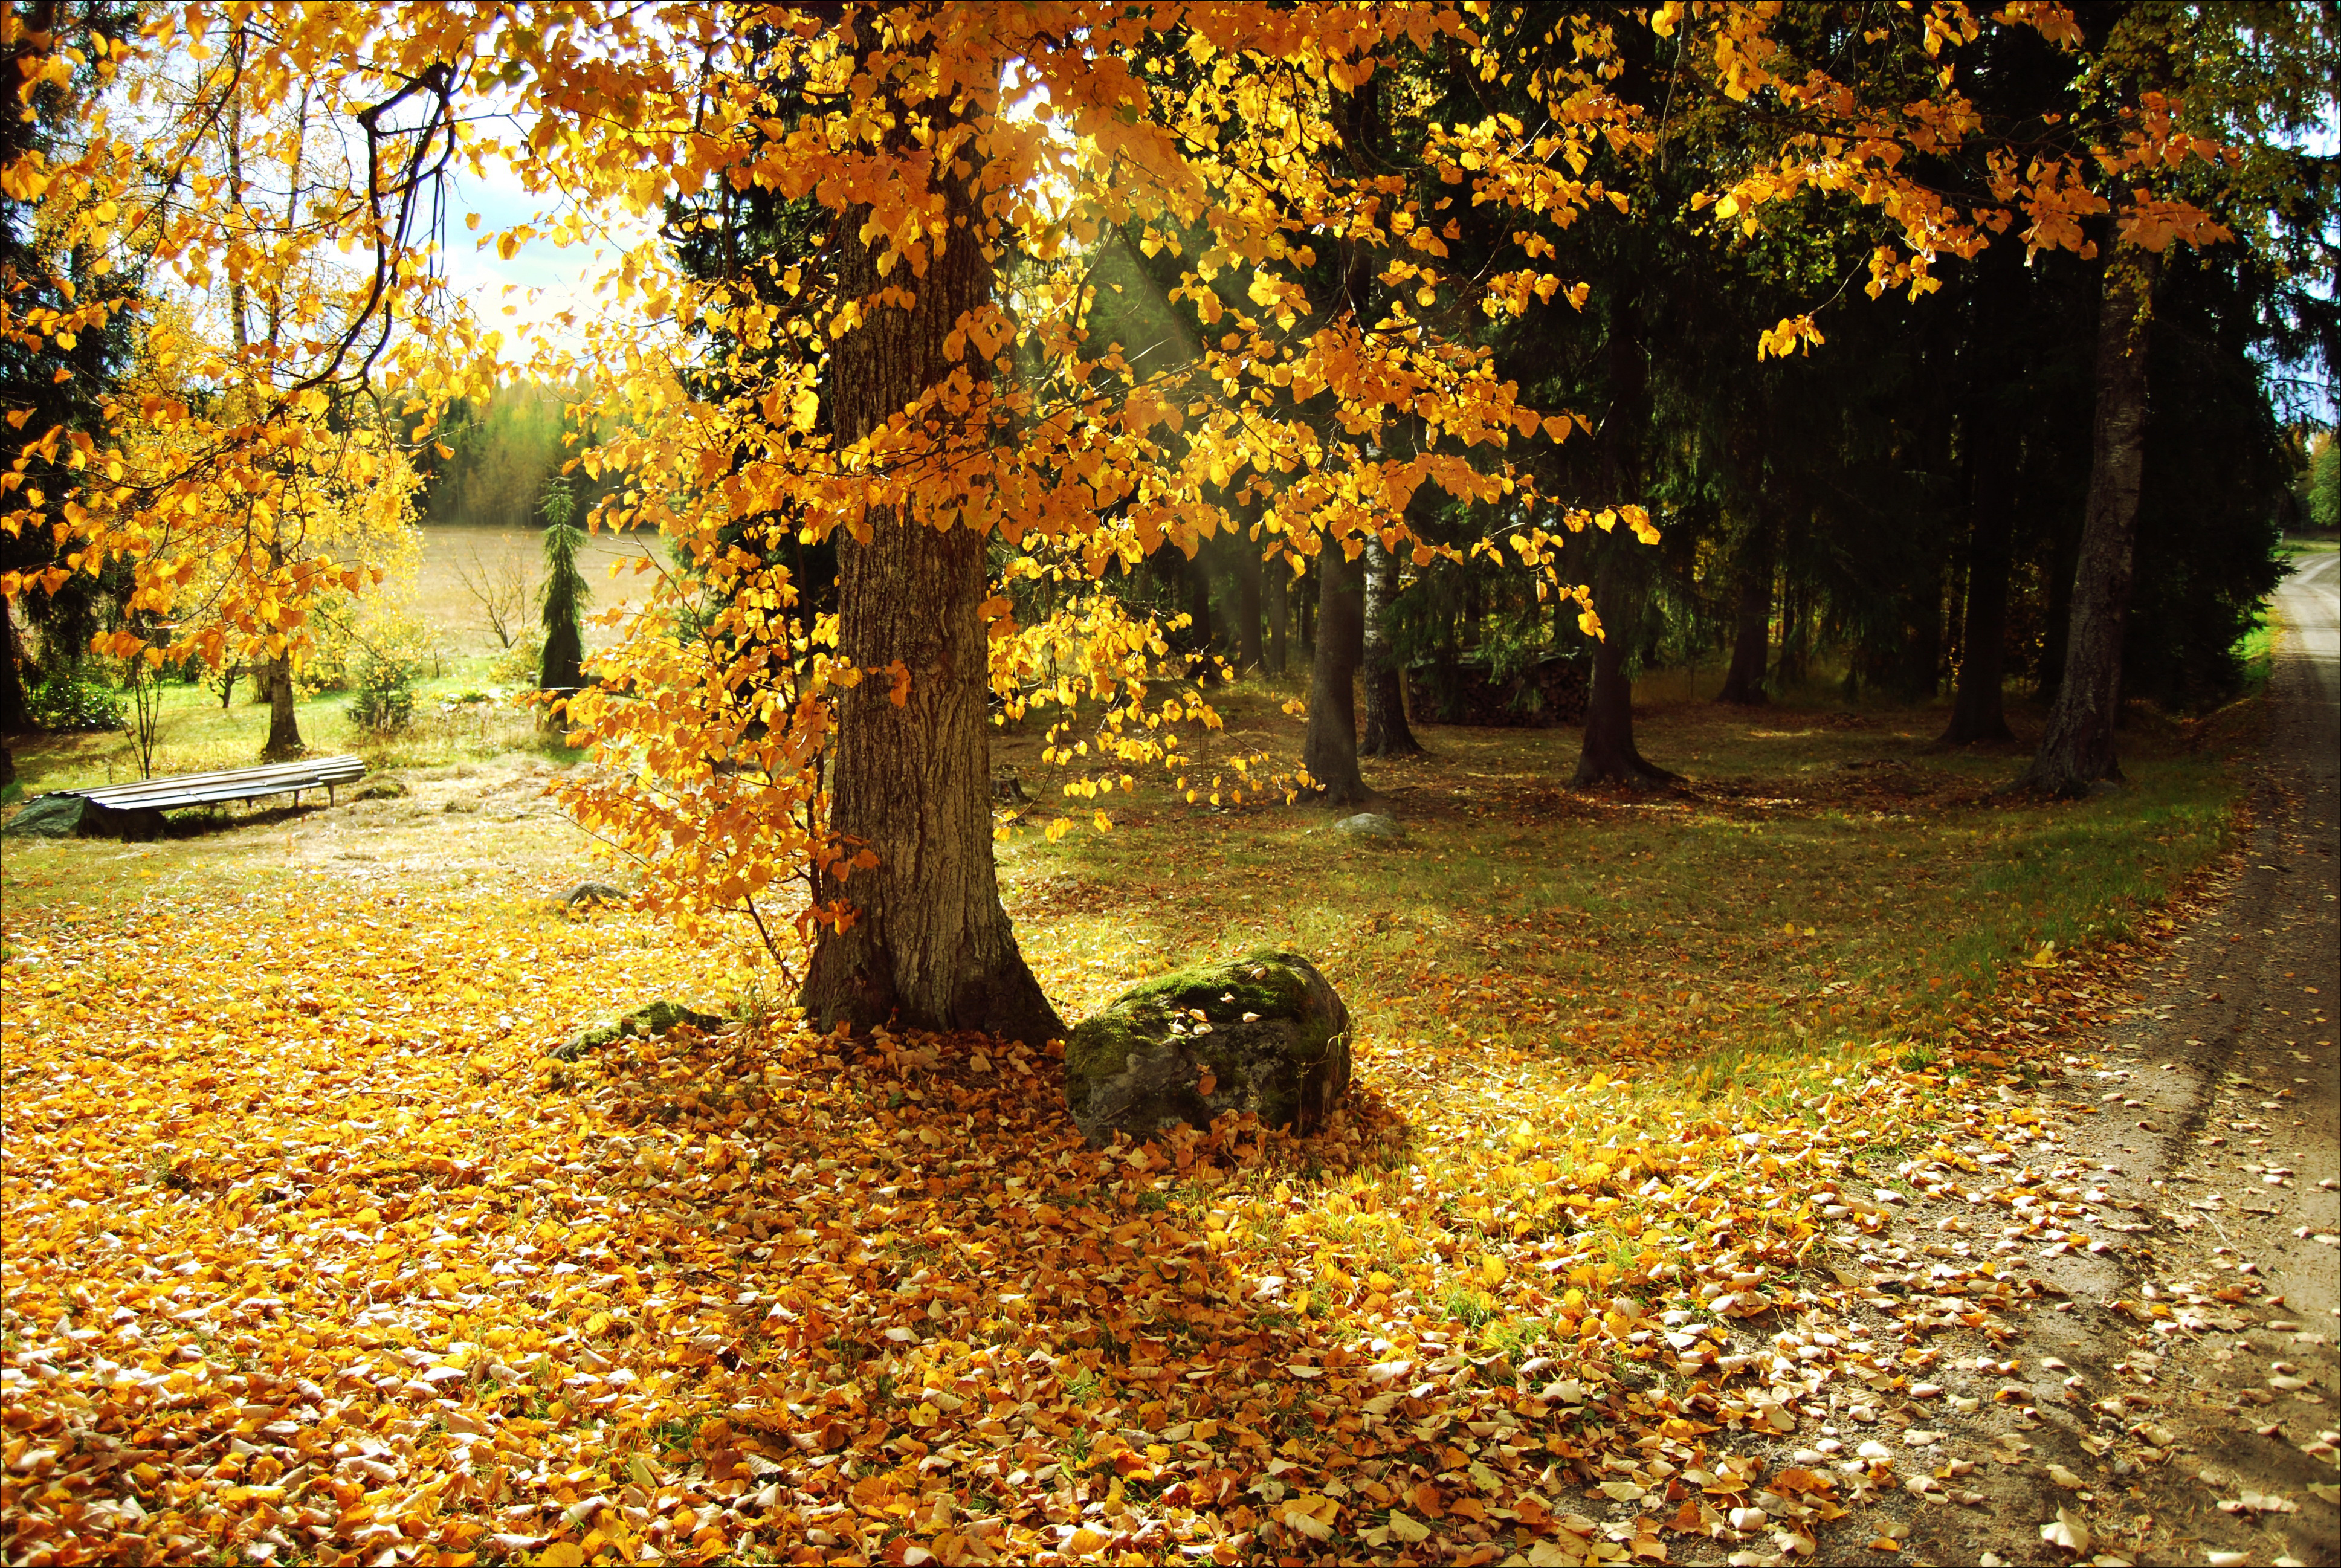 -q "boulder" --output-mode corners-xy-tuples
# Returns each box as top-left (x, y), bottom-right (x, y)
(1, 793), (164, 842)
(1064, 949), (1351, 1147)
(1334, 812), (1406, 840)
(551, 998), (725, 1061)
